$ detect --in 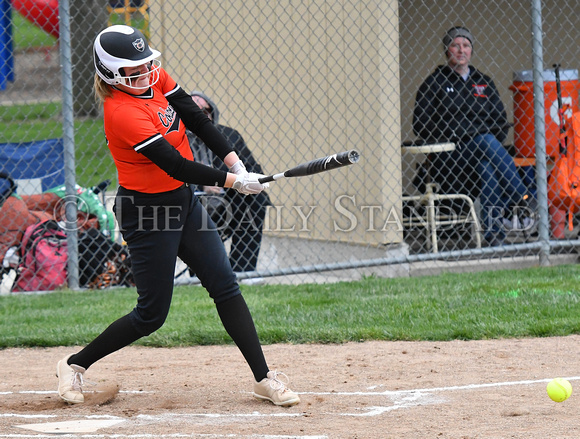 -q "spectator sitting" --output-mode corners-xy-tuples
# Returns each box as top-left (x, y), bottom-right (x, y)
(412, 26), (536, 246)
(187, 91), (271, 284)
